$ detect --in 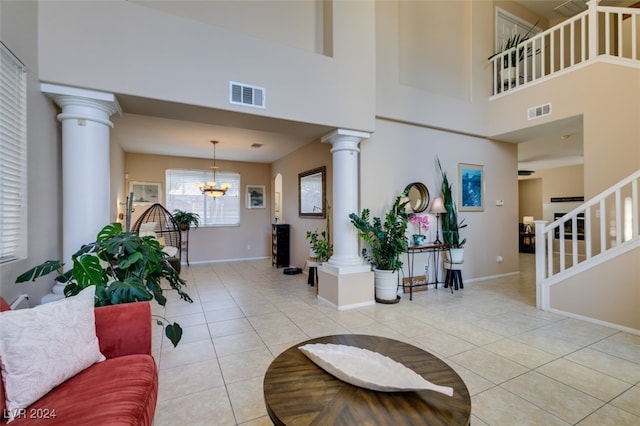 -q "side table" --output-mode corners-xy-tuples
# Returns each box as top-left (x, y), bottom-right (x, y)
(405, 244), (449, 300)
(264, 334), (471, 425)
